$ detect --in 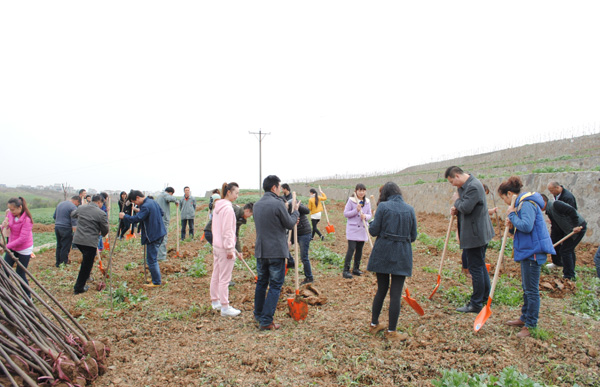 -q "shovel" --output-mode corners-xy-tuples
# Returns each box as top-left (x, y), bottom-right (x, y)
(126, 205), (136, 240)
(175, 202), (181, 257)
(287, 193), (308, 321)
(429, 216), (455, 300)
(236, 250), (257, 283)
(553, 231), (576, 247)
(96, 251), (107, 291)
(319, 186), (335, 234)
(474, 195), (516, 332)
(402, 286), (425, 316)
